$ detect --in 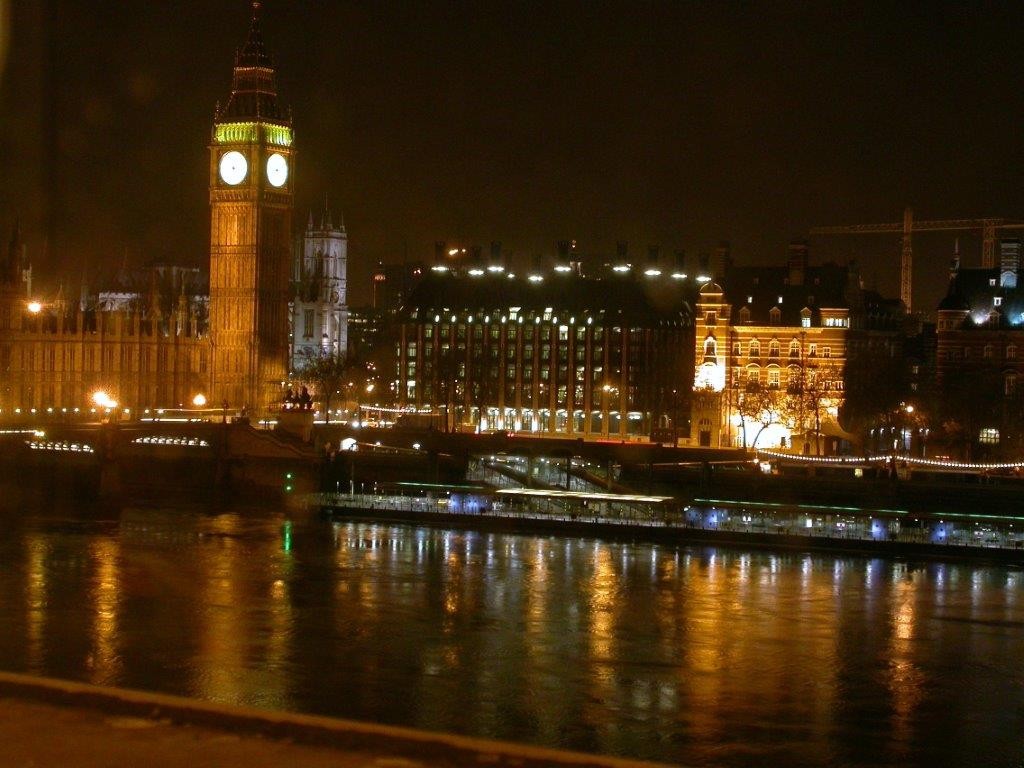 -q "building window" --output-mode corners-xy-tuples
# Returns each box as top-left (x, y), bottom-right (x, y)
(703, 336), (717, 362)
(732, 341), (741, 357)
(749, 340), (760, 358)
(1008, 345), (1017, 360)
(984, 345), (993, 358)
(995, 296), (1003, 307)
(979, 428), (1000, 444)
(822, 346), (831, 358)
(303, 309), (314, 338)
(739, 307), (751, 324)
(769, 307), (781, 325)
(769, 339), (780, 358)
(789, 340), (800, 358)
(768, 368), (780, 389)
(1006, 374), (1018, 396)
